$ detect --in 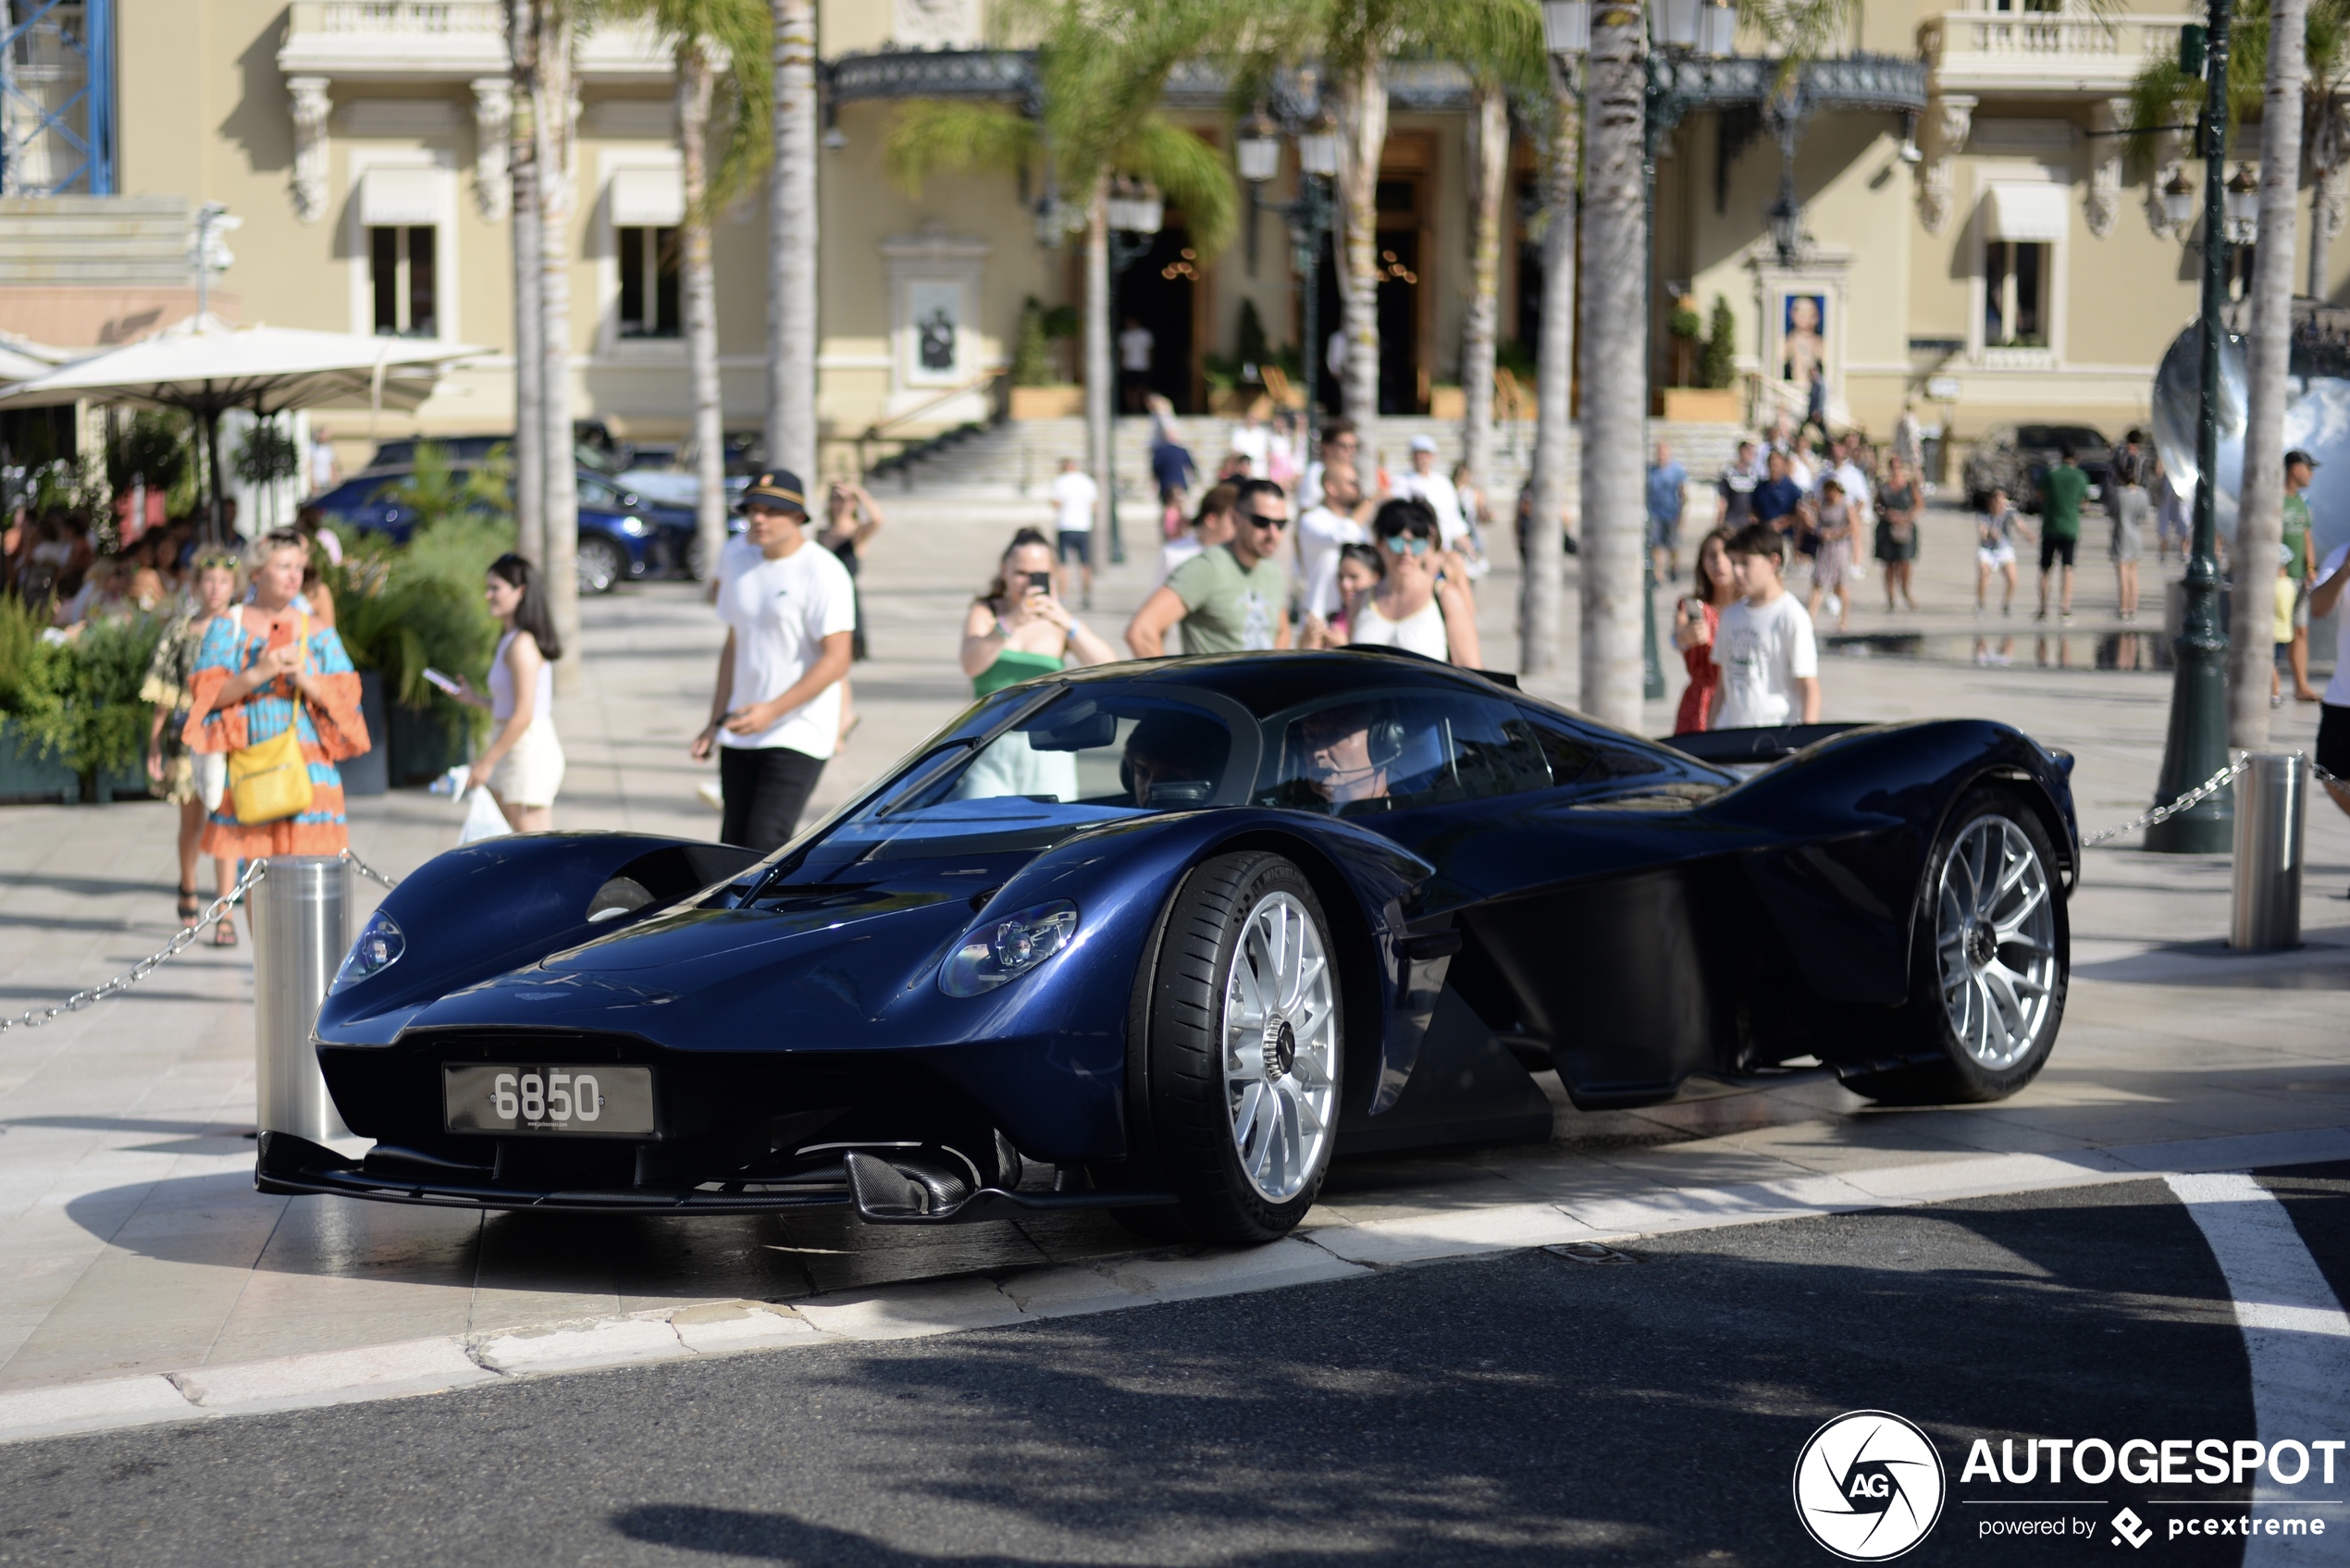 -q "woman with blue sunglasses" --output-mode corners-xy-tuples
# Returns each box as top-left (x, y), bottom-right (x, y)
(1350, 499), (1481, 668)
